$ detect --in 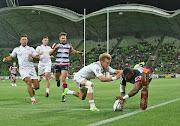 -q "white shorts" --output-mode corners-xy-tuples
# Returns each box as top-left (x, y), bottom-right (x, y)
(19, 67), (37, 80)
(38, 63), (51, 75)
(73, 75), (86, 87)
